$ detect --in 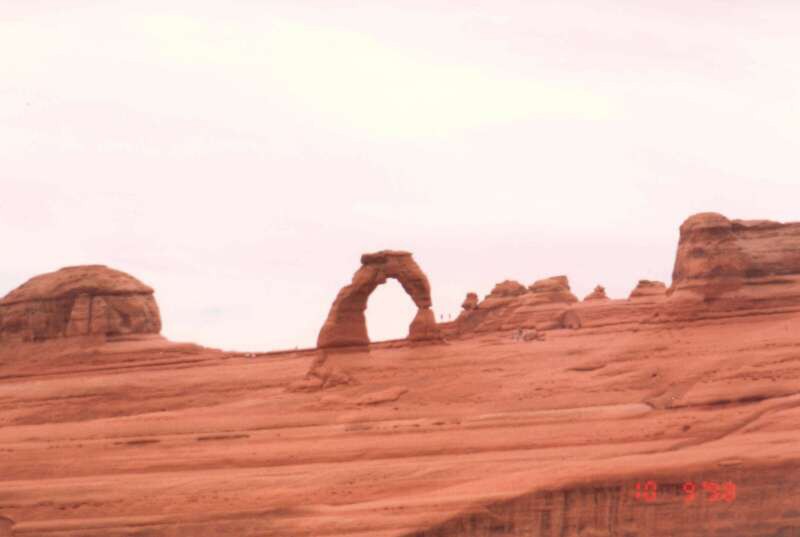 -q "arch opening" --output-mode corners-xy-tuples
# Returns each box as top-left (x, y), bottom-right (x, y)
(317, 250), (441, 348)
(365, 278), (419, 342)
